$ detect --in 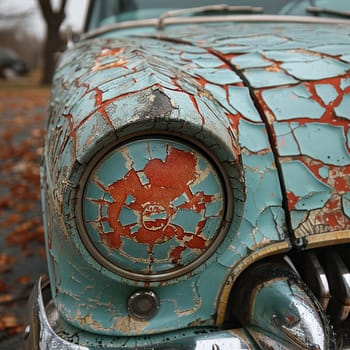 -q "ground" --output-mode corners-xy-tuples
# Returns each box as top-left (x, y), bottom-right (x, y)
(0, 75), (49, 349)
